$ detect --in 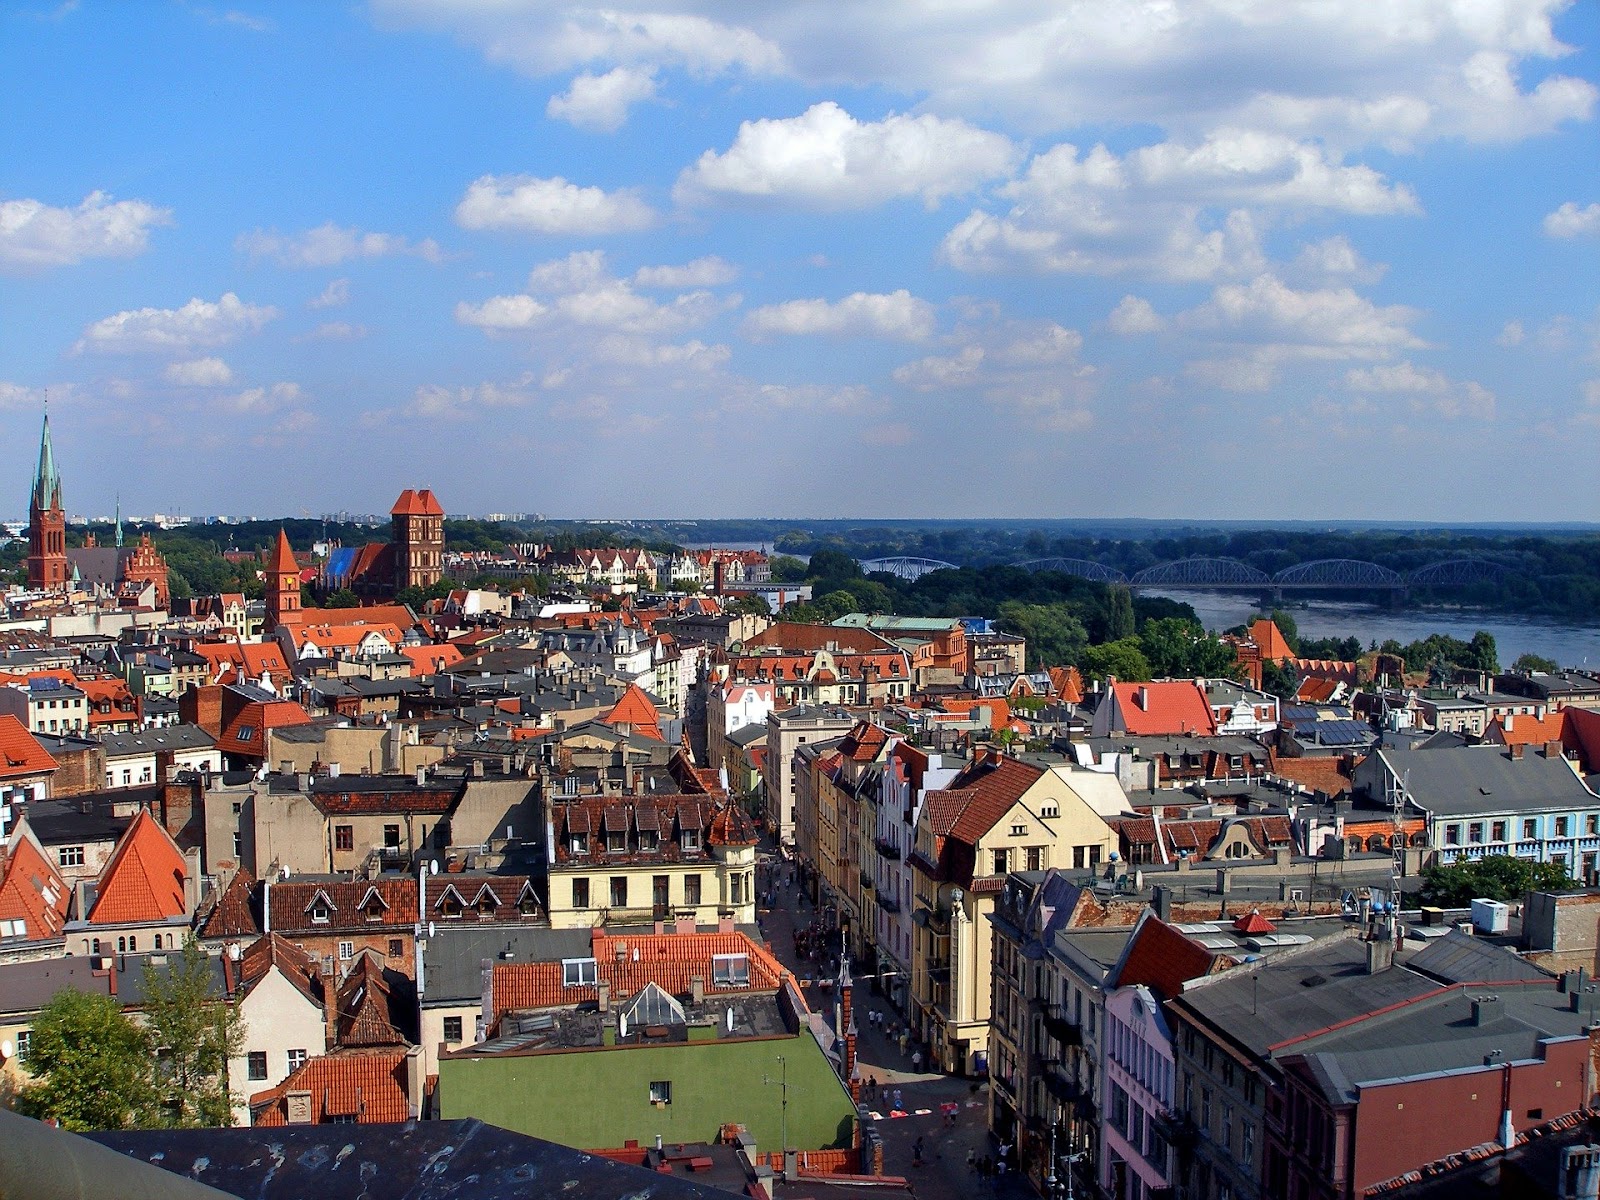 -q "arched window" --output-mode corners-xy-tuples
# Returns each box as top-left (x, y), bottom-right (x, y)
(92, 938), (101, 954)
(128, 936), (136, 952)
(117, 937), (127, 952)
